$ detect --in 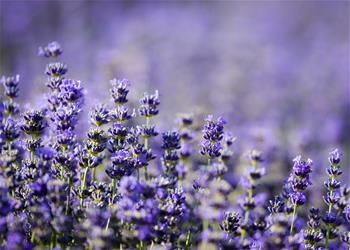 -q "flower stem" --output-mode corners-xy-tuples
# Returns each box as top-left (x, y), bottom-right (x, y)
(143, 117), (150, 181)
(185, 230), (191, 249)
(144, 136), (149, 181)
(66, 175), (72, 215)
(80, 167), (89, 207)
(92, 167), (96, 182)
(111, 178), (117, 202)
(50, 231), (56, 250)
(290, 203), (298, 235)
(325, 190), (333, 248)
